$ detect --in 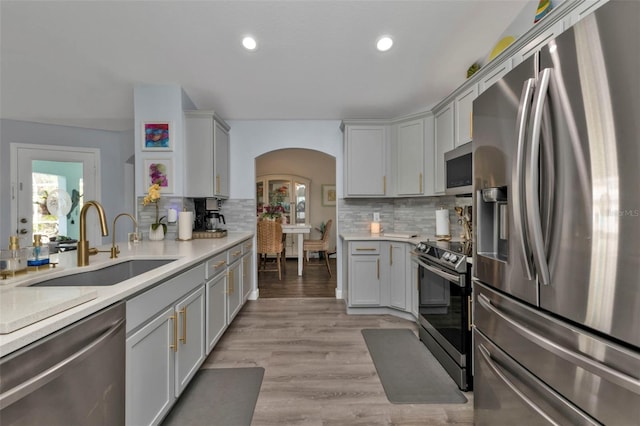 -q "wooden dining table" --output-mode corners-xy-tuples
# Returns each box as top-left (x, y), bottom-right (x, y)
(281, 224), (311, 276)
